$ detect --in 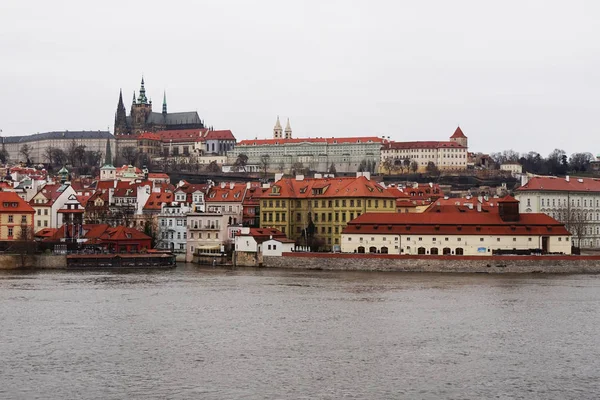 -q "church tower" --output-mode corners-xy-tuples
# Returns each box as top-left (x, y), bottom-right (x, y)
(100, 138), (116, 181)
(284, 118), (292, 139)
(449, 126), (468, 148)
(273, 116), (283, 139)
(114, 89), (129, 136)
(130, 77), (153, 135)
